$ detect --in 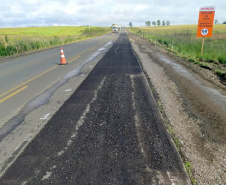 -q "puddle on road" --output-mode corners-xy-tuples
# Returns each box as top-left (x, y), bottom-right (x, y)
(0, 41), (113, 141)
(156, 53), (226, 111)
